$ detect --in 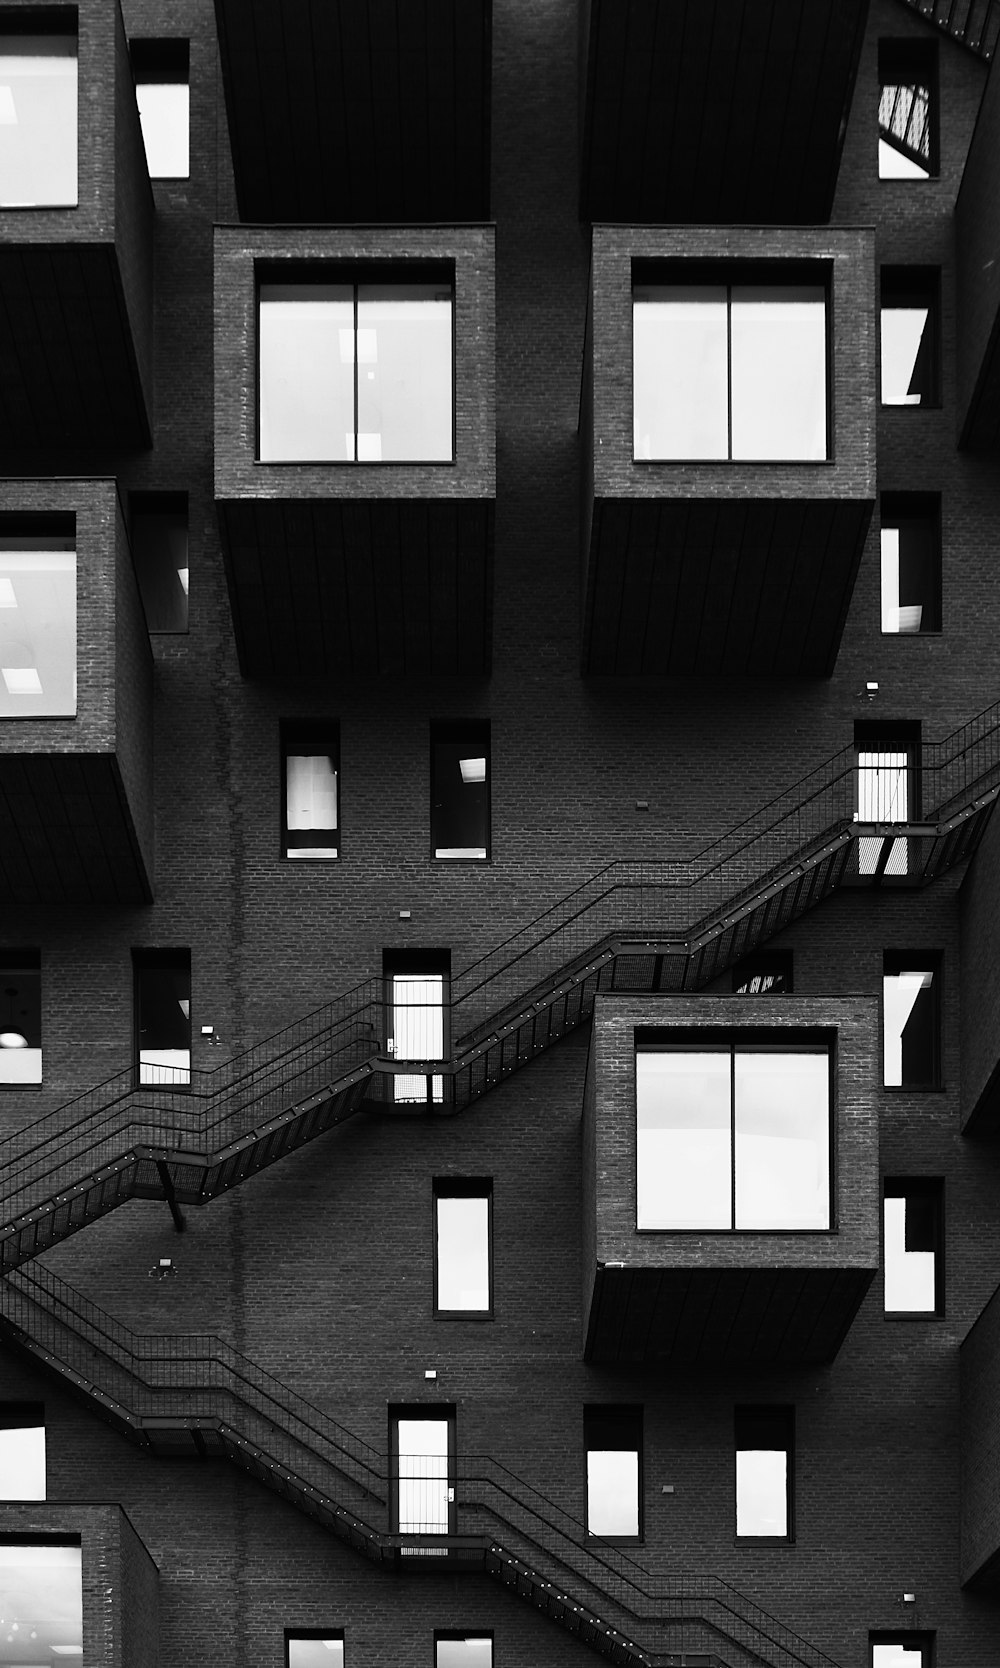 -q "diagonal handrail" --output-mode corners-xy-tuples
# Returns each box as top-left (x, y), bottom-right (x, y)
(0, 1263), (843, 1668)
(0, 701), (998, 1245)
